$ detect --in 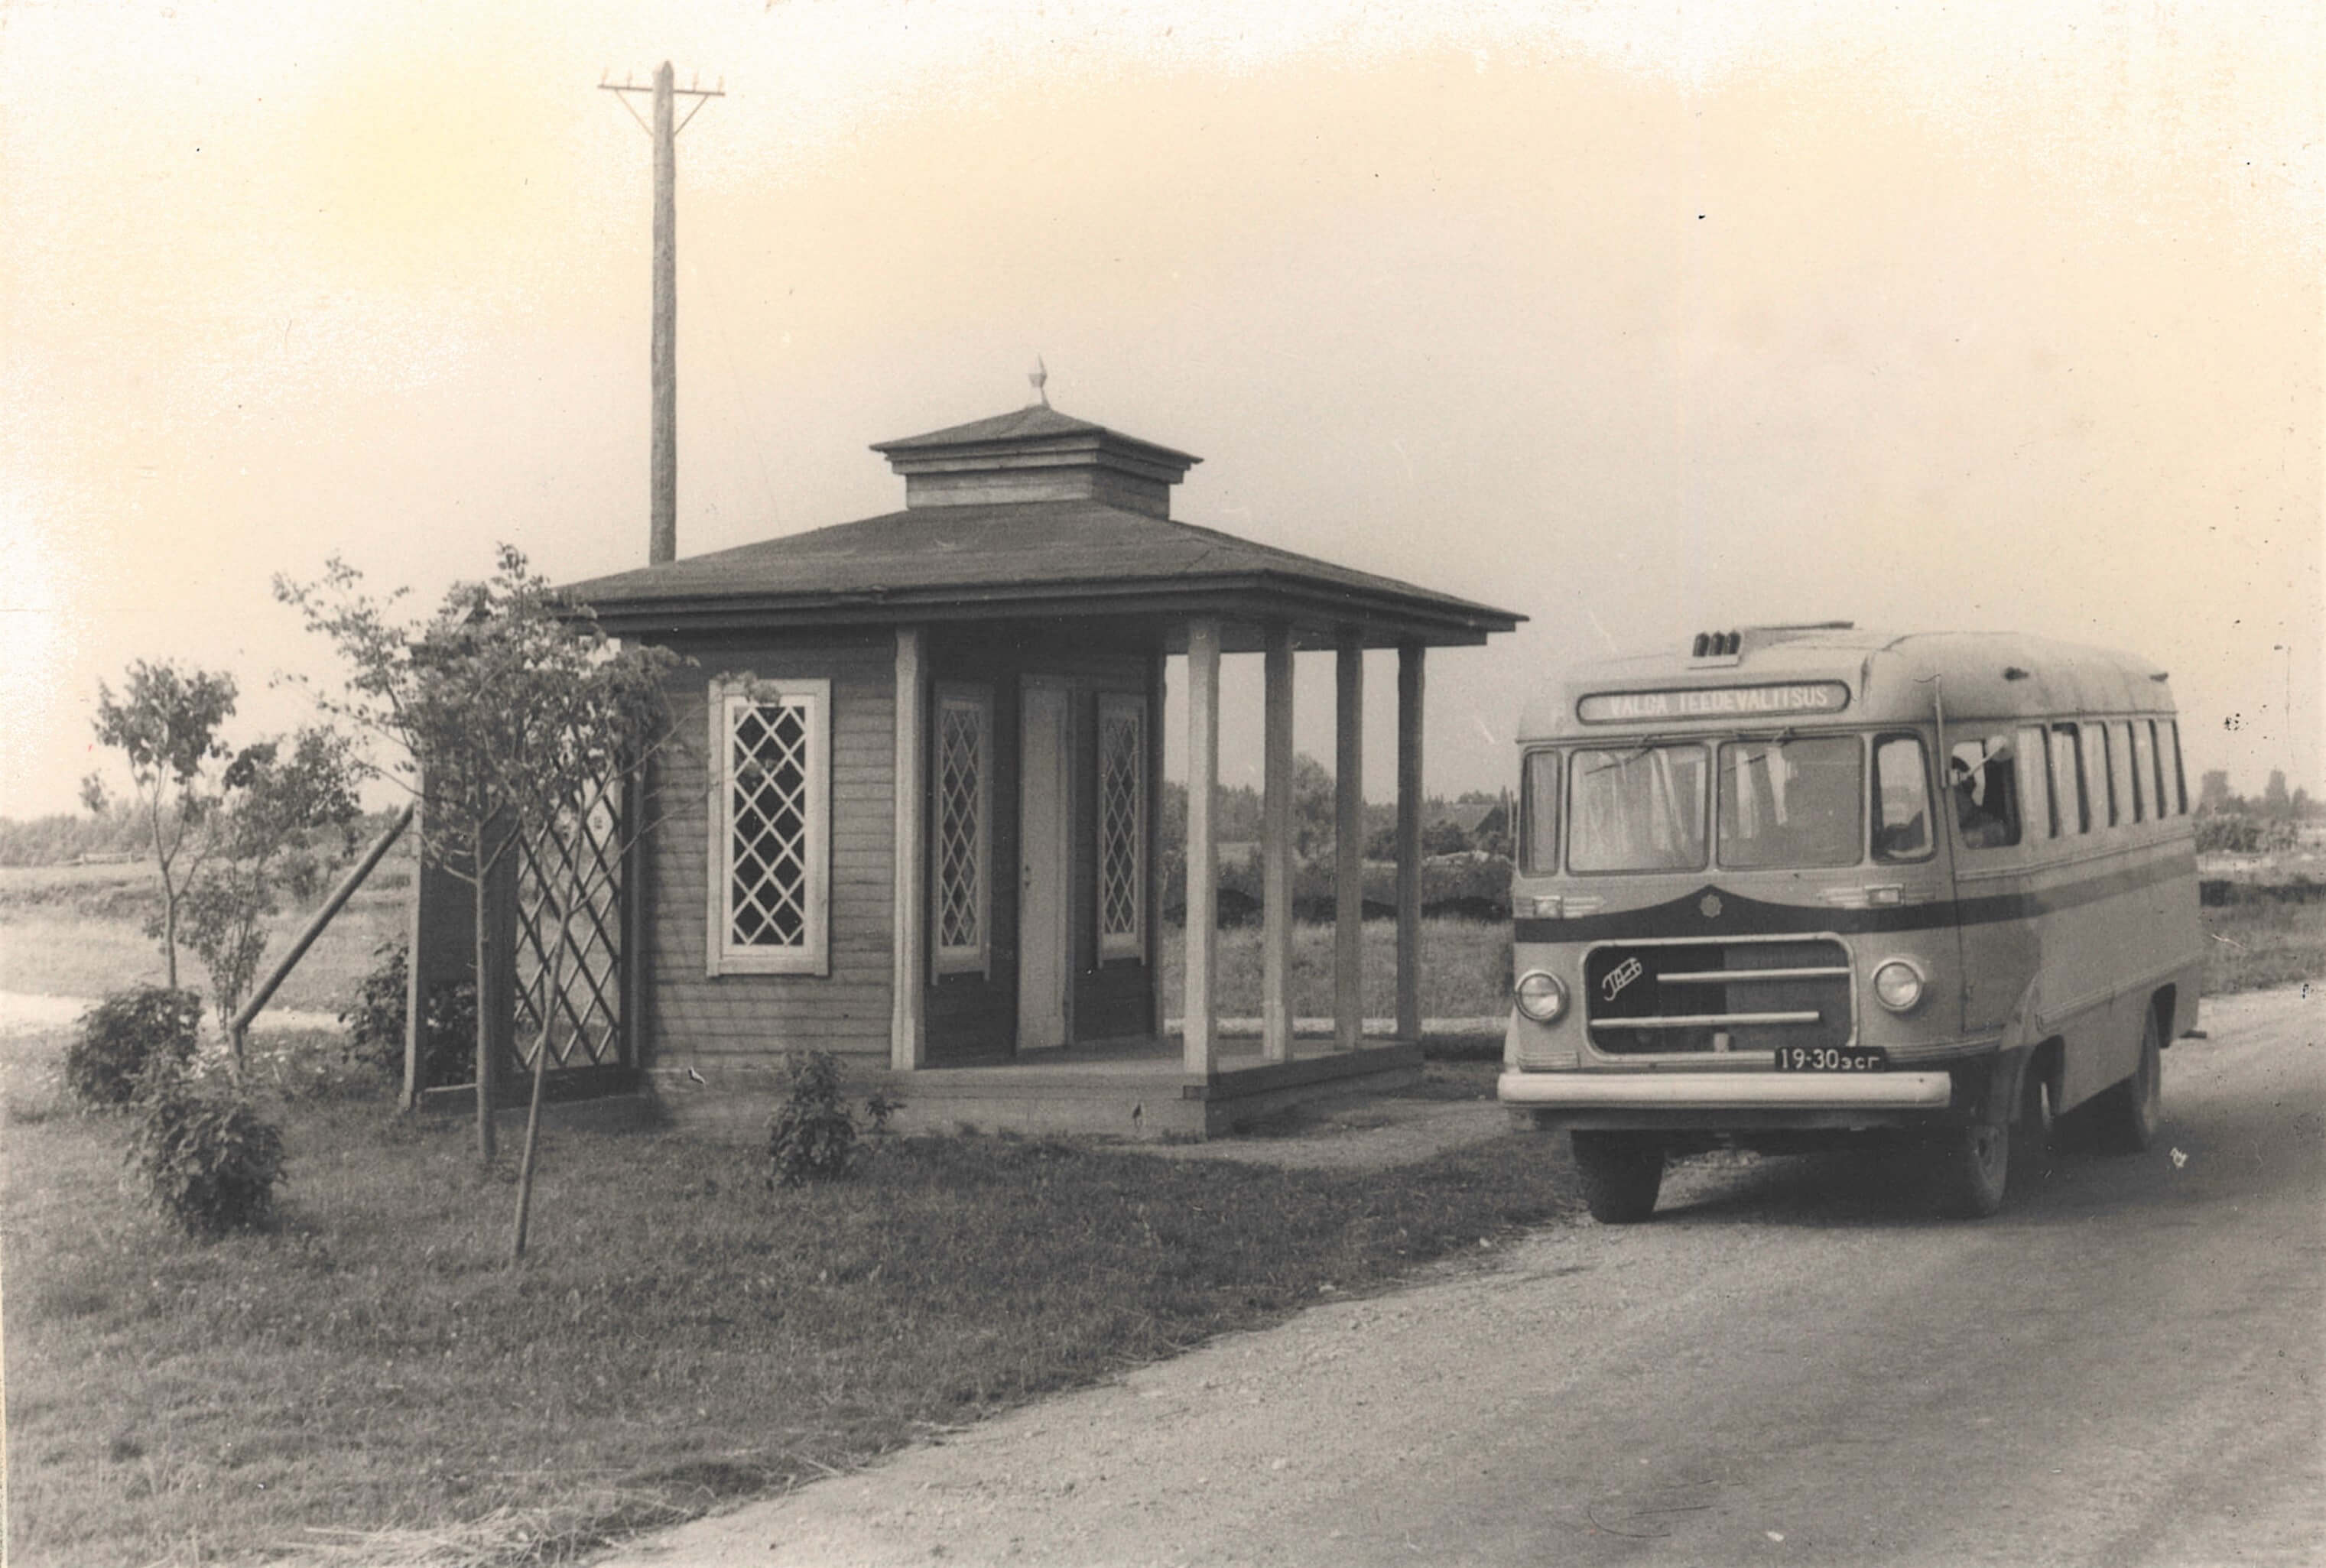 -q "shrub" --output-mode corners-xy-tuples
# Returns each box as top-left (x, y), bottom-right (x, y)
(66, 986), (203, 1106)
(125, 1067), (287, 1237)
(341, 939), (410, 1075)
(339, 940), (478, 1087)
(765, 1050), (894, 1187)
